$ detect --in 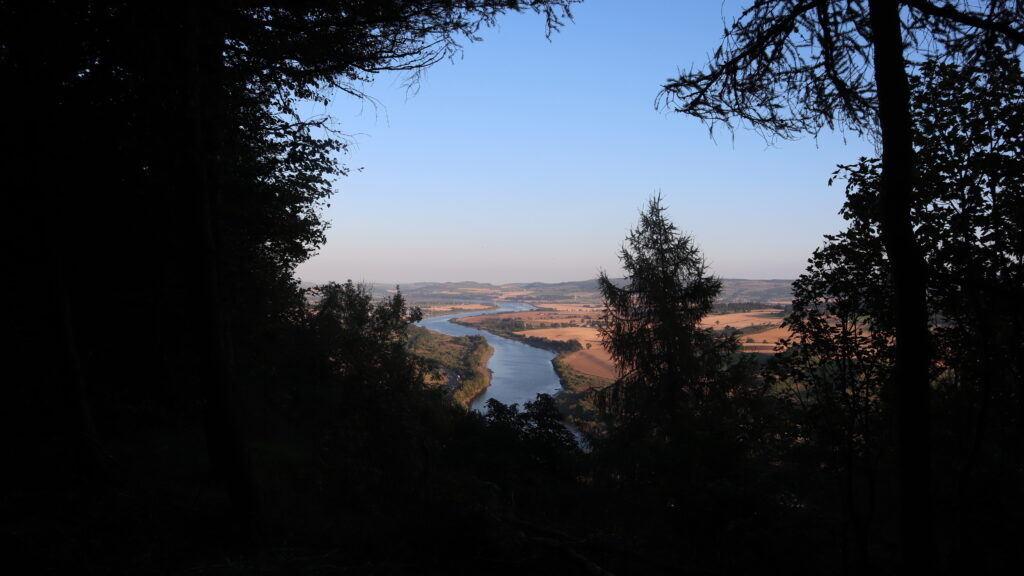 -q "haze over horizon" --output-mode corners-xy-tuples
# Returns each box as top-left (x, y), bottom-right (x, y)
(305, 275), (798, 288)
(295, 0), (876, 286)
